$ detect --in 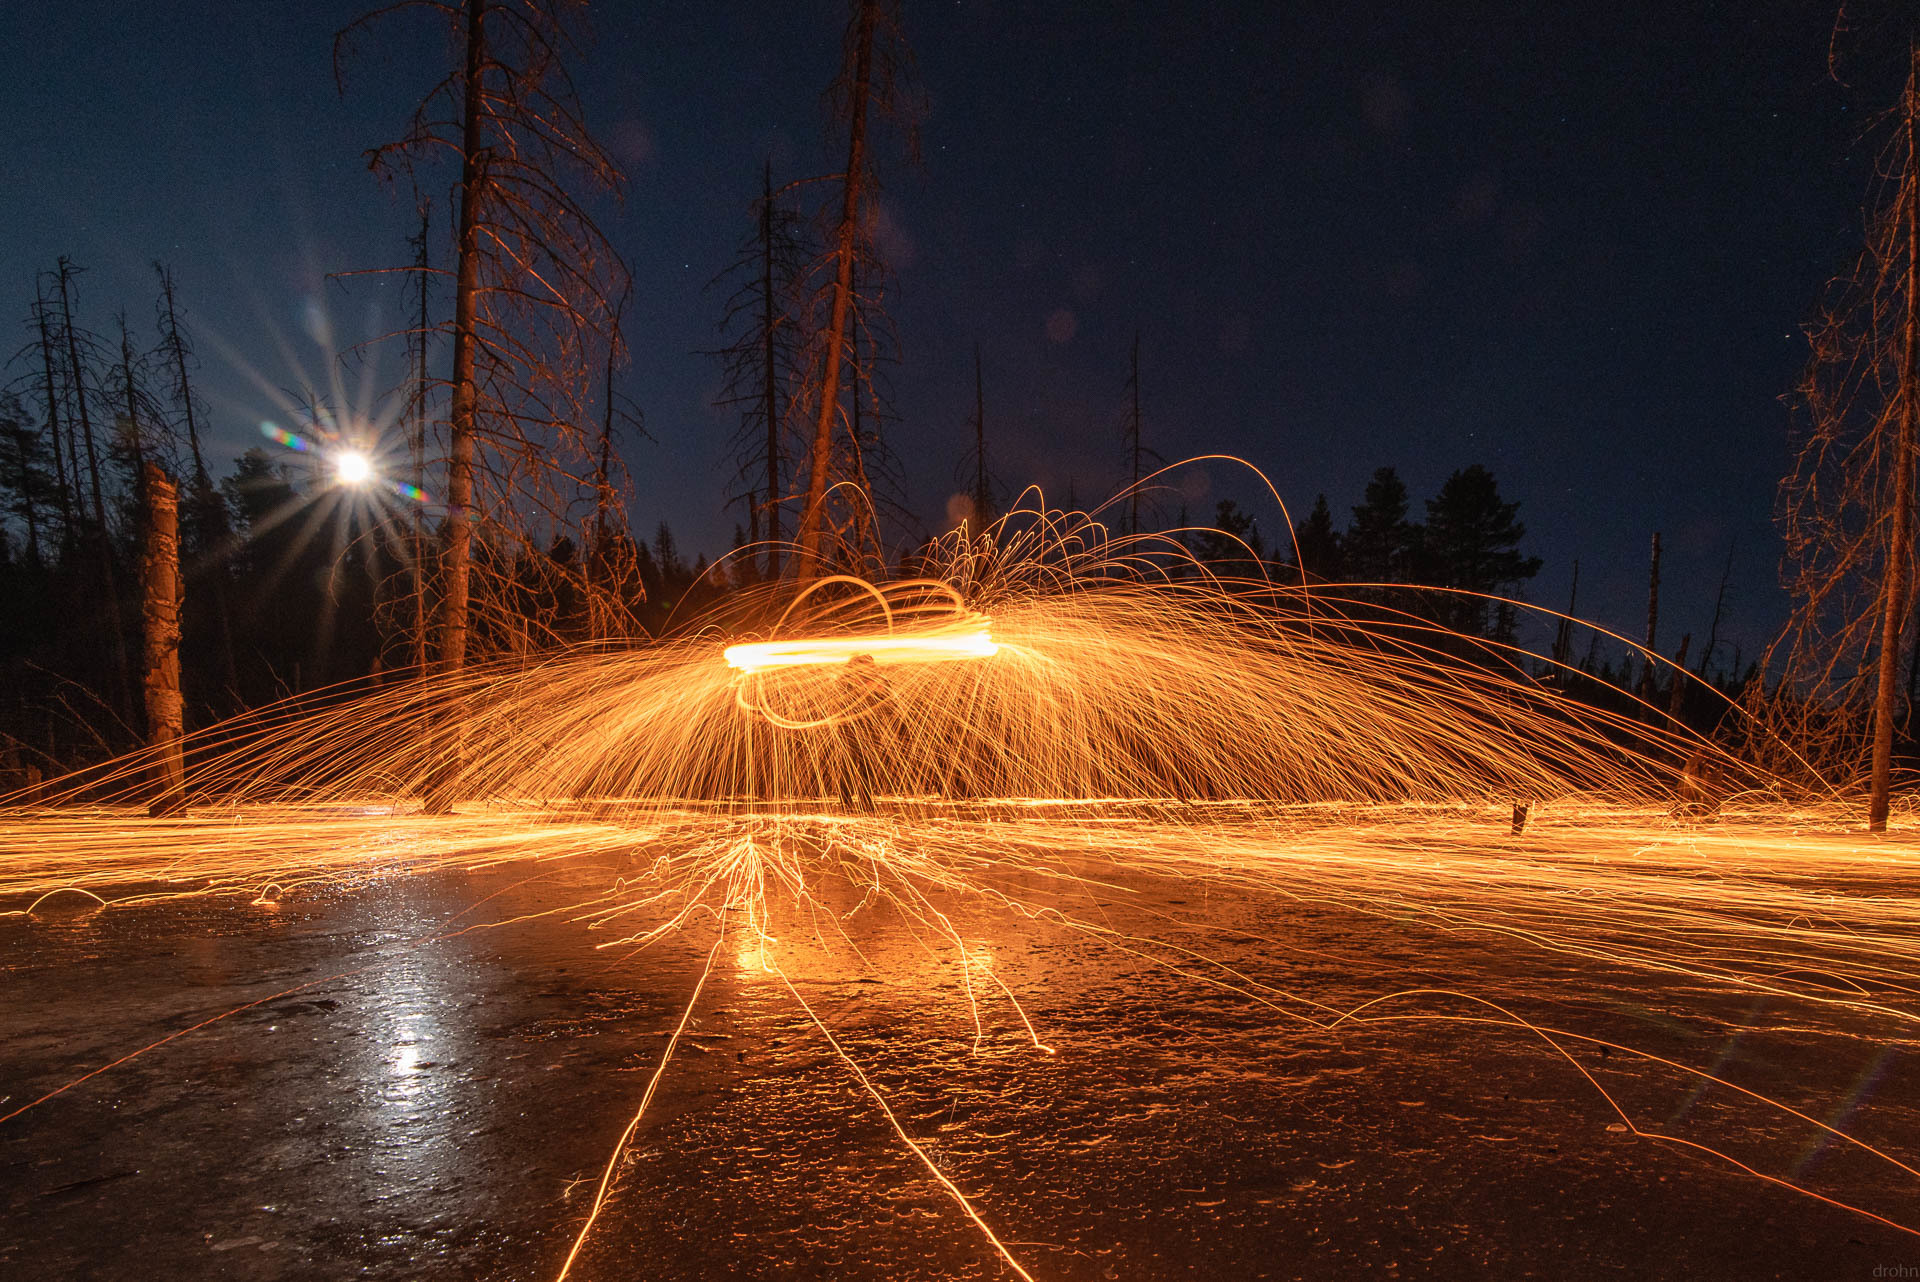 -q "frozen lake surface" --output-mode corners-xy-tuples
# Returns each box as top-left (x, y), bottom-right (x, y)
(4, 822), (1918, 1280)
